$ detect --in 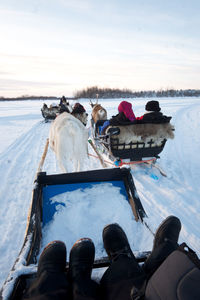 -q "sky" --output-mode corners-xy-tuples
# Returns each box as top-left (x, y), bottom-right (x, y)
(0, 0), (200, 97)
